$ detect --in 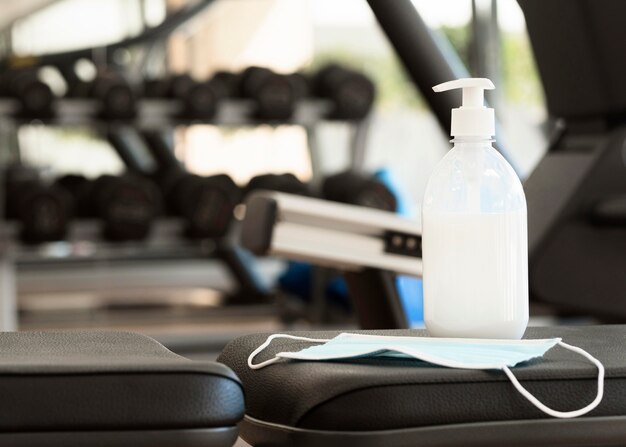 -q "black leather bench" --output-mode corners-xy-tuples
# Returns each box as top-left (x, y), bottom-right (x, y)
(0, 331), (244, 447)
(219, 325), (626, 447)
